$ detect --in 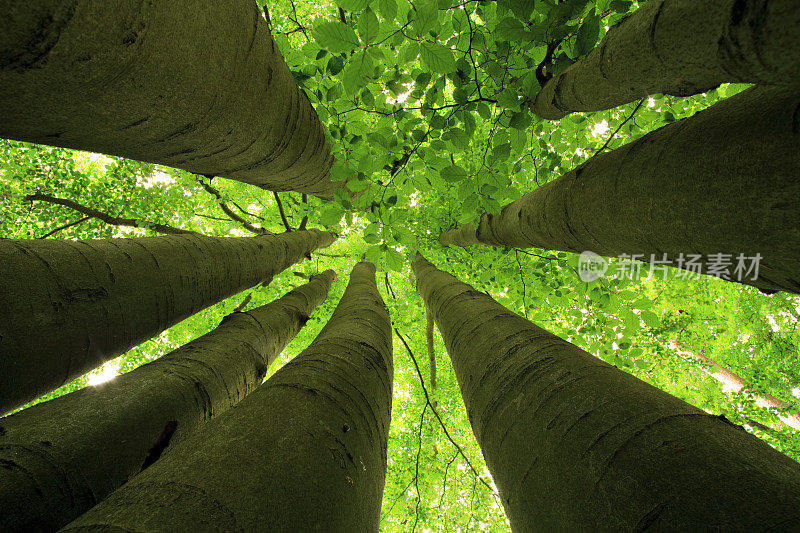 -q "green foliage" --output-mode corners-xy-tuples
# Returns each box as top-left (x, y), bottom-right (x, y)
(0, 0), (796, 530)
